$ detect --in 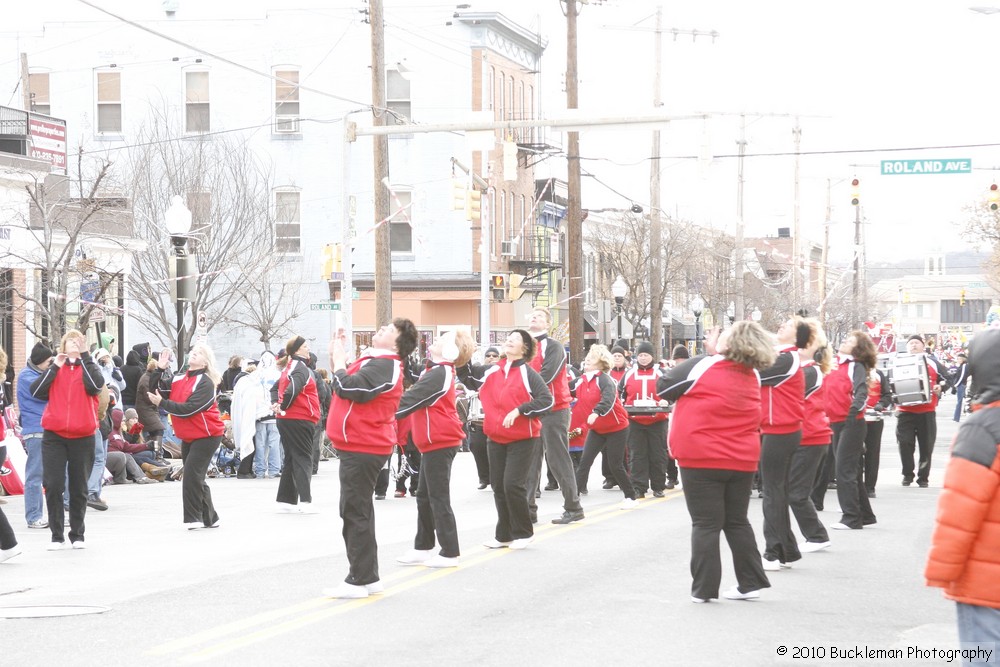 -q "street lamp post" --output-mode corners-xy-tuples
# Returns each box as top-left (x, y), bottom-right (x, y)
(165, 195), (193, 359)
(691, 295), (705, 355)
(612, 276), (628, 344)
